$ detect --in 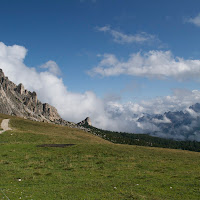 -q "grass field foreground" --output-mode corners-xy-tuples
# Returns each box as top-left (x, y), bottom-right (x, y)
(0, 114), (200, 199)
